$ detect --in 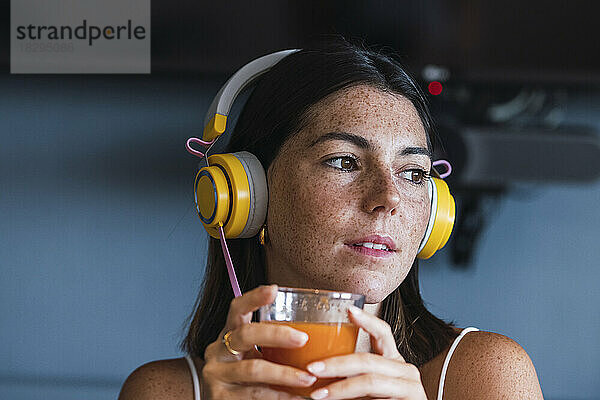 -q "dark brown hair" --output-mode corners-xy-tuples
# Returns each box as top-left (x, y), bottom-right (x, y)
(180, 35), (457, 367)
